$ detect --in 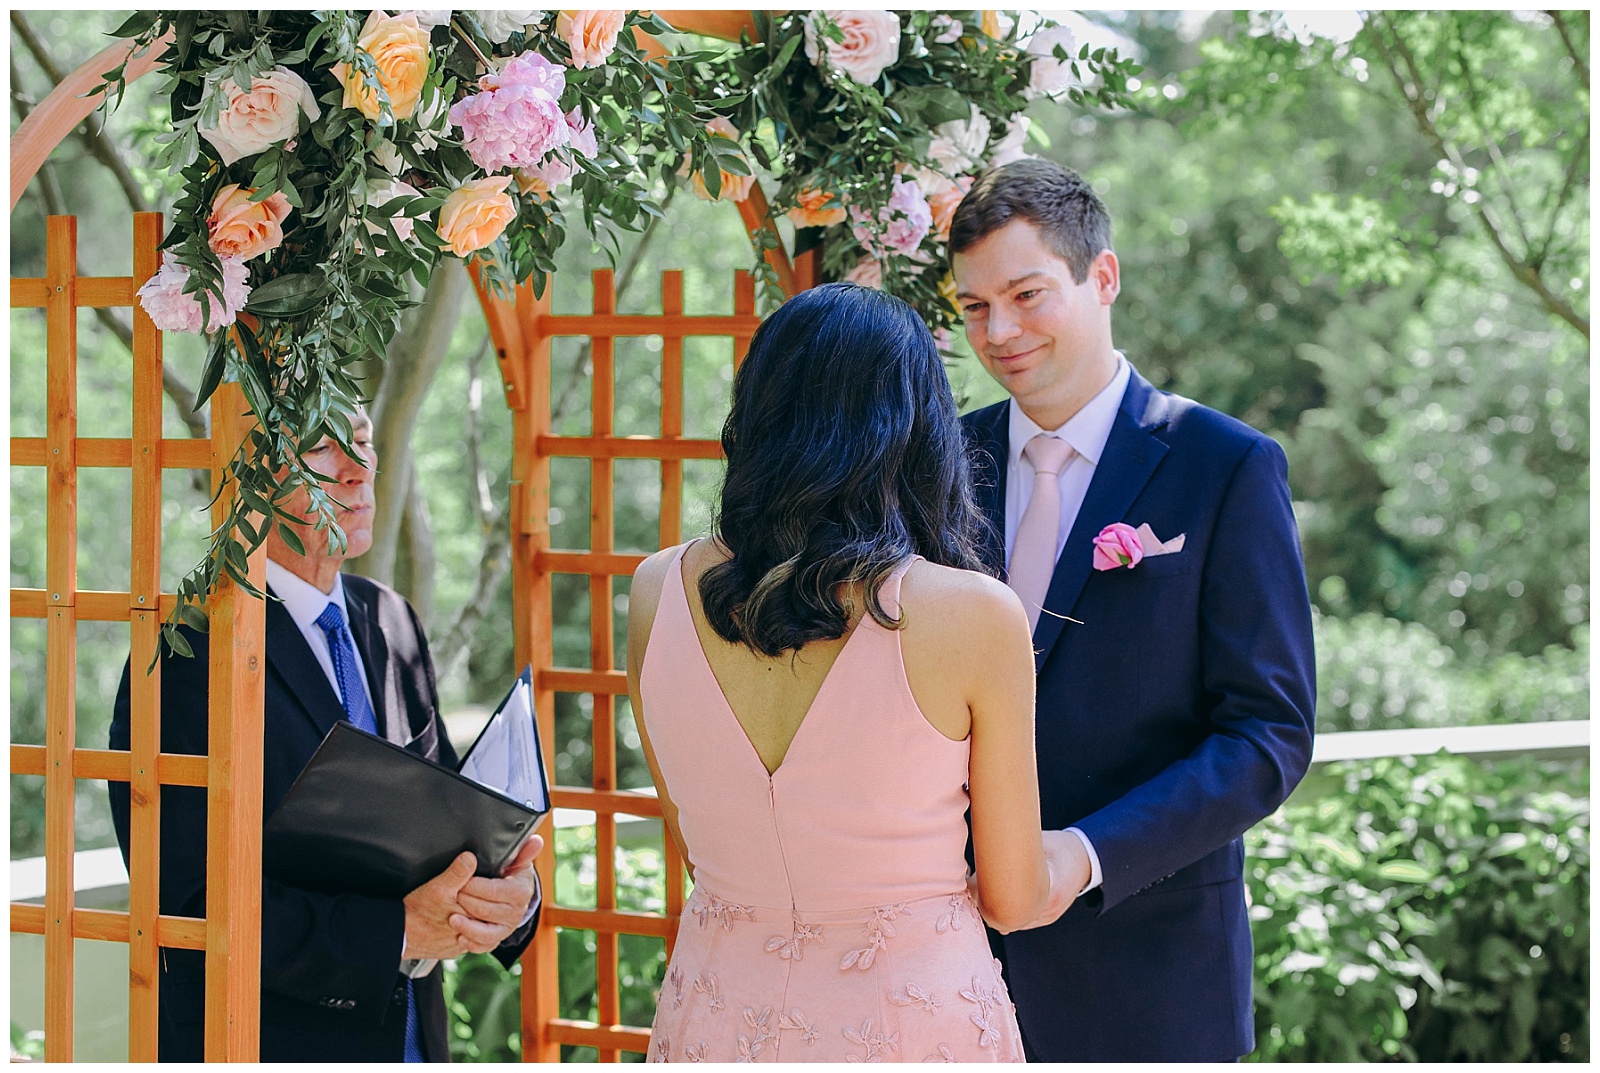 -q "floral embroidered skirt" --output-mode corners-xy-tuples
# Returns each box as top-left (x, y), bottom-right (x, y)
(647, 885), (1025, 1063)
